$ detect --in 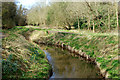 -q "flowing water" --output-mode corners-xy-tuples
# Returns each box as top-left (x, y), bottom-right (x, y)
(39, 44), (102, 78)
